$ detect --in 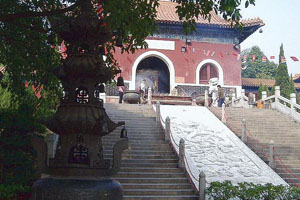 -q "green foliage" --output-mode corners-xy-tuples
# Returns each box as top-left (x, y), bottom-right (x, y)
(241, 46), (277, 79)
(0, 184), (31, 199)
(275, 44), (292, 99)
(290, 74), (299, 104)
(257, 83), (270, 99)
(207, 181), (300, 200)
(0, 0), (255, 90)
(0, 73), (59, 195)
